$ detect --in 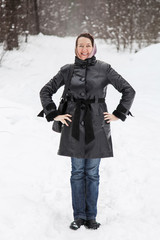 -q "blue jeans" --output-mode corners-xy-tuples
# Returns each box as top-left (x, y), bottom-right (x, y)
(70, 157), (101, 220)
